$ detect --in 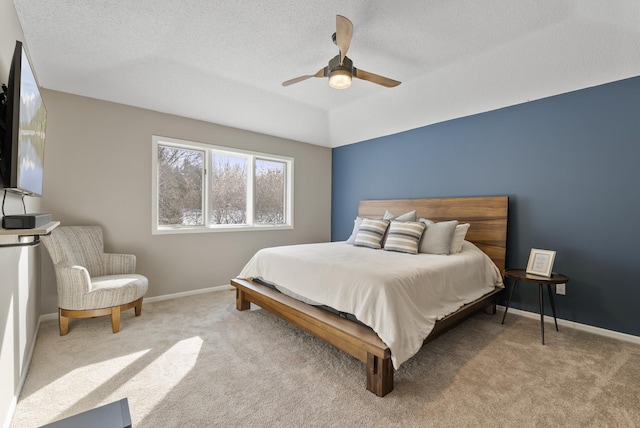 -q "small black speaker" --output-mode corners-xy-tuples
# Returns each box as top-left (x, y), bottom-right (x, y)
(2, 213), (52, 229)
